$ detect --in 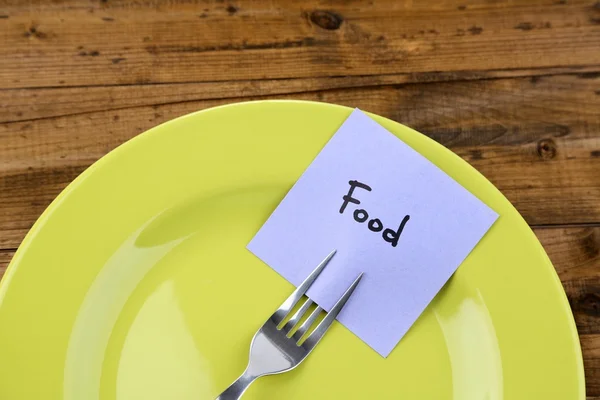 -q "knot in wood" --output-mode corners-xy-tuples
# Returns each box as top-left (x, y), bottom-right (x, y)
(310, 10), (343, 30)
(537, 138), (557, 160)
